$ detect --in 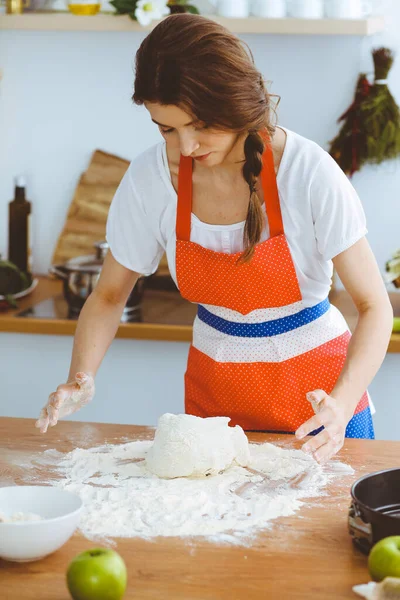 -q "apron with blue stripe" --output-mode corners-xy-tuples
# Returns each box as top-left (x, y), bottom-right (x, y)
(175, 133), (374, 438)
